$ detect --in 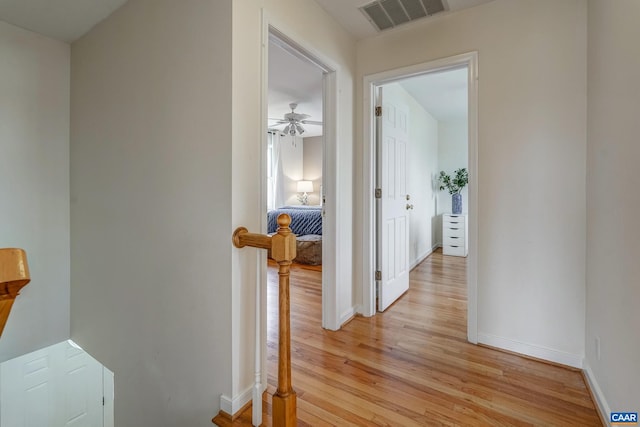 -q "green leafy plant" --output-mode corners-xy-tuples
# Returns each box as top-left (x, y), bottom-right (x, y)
(438, 168), (469, 195)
